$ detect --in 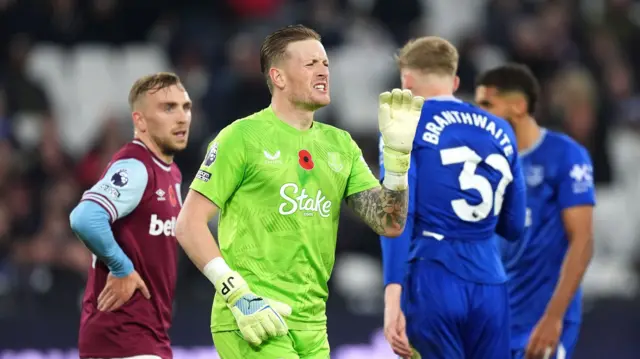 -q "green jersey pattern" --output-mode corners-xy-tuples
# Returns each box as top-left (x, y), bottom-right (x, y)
(191, 107), (379, 331)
